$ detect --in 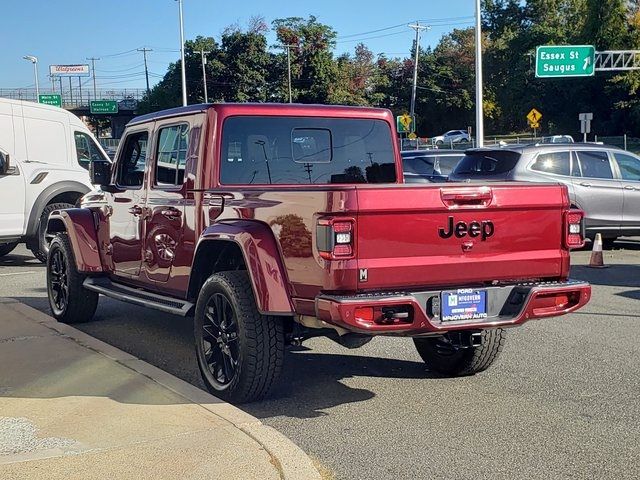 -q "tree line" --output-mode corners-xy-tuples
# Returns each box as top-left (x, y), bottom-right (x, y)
(140, 1), (640, 138)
